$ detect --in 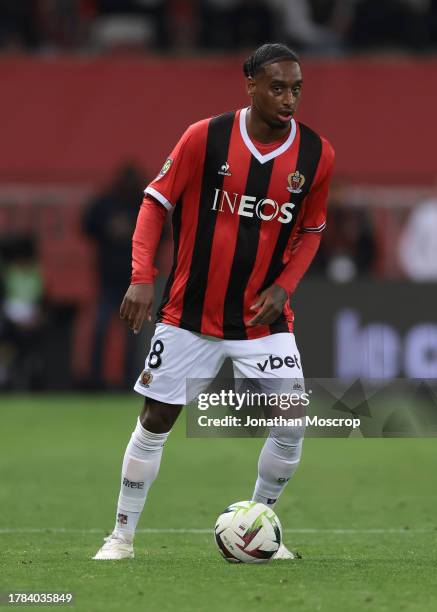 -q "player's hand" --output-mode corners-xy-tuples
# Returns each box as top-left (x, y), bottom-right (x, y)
(120, 283), (154, 335)
(248, 284), (288, 327)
